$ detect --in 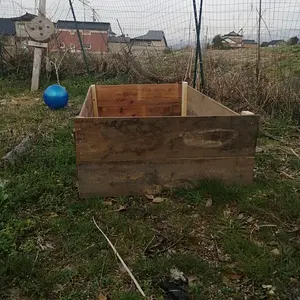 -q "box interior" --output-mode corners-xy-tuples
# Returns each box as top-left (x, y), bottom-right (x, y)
(78, 83), (238, 118)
